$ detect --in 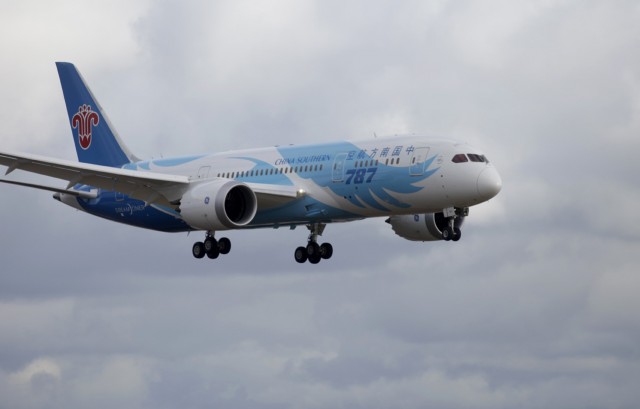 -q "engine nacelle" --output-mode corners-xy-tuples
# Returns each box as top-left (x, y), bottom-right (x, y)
(179, 179), (258, 231)
(387, 212), (465, 241)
